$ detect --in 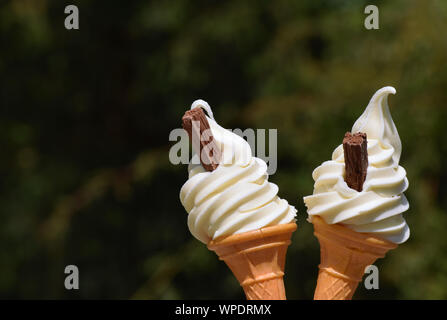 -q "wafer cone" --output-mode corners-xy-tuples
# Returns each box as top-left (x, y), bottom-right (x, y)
(312, 216), (397, 300)
(207, 222), (297, 300)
